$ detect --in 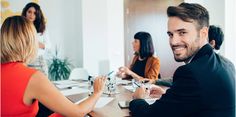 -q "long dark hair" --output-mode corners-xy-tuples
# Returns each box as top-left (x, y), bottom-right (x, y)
(134, 32), (154, 59)
(22, 2), (45, 34)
